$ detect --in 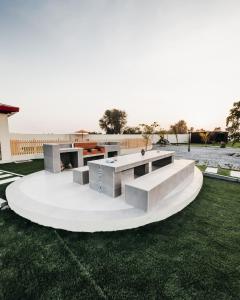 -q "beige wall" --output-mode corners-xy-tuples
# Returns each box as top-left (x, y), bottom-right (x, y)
(2, 132), (189, 162)
(10, 133), (72, 141)
(0, 114), (11, 161)
(10, 132), (189, 144)
(80, 133), (188, 144)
